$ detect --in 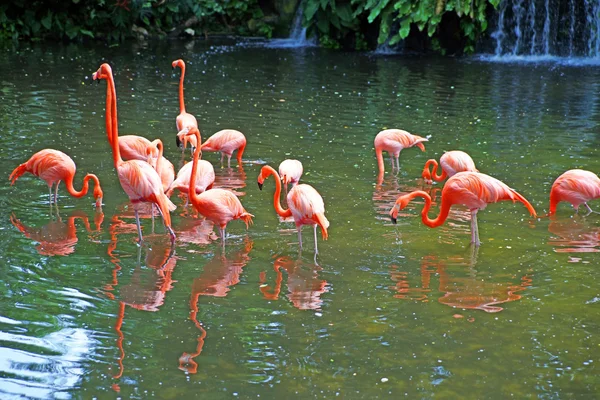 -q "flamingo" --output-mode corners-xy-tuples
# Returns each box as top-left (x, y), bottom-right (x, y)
(93, 63), (176, 244)
(166, 159), (215, 202)
(390, 171), (537, 246)
(118, 135), (153, 161)
(375, 129), (428, 178)
(548, 169), (600, 216)
(278, 159), (303, 195)
(422, 150), (478, 184)
(201, 129), (246, 168)
(146, 139), (175, 192)
(172, 59), (199, 150)
(257, 165), (329, 253)
(184, 127), (253, 243)
(9, 149), (103, 207)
